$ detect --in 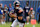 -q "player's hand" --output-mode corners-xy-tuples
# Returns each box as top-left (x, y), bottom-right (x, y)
(18, 10), (23, 13)
(9, 13), (17, 18)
